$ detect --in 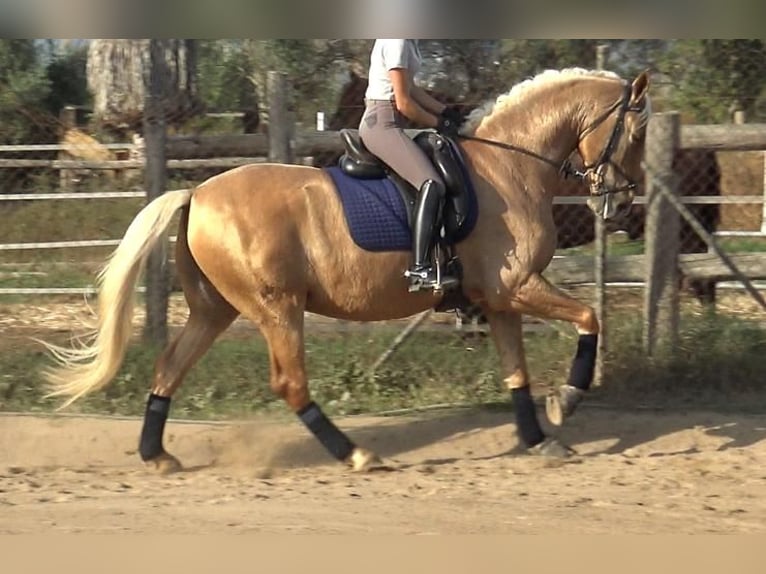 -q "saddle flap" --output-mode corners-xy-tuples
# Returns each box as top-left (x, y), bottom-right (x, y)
(413, 132), (474, 236)
(413, 132), (466, 197)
